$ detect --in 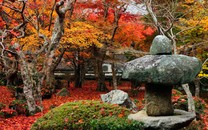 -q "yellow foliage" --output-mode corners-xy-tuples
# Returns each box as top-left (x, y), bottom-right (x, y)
(2, 0), (58, 52)
(198, 61), (208, 78)
(19, 34), (41, 51)
(200, 16), (208, 31)
(60, 21), (110, 49)
(177, 1), (208, 40)
(185, 0), (195, 4)
(17, 26), (52, 51)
